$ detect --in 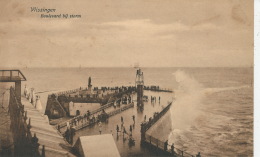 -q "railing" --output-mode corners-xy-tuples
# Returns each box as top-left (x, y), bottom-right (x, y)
(61, 103), (134, 133)
(141, 102), (172, 133)
(55, 88), (81, 96)
(108, 102), (134, 116)
(144, 134), (195, 157)
(56, 101), (114, 129)
(144, 88), (173, 93)
(75, 102), (134, 131)
(140, 100), (199, 157)
(55, 89), (135, 129)
(9, 87), (44, 157)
